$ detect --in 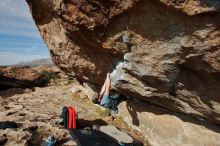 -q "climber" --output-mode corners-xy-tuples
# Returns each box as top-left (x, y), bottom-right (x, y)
(92, 73), (120, 114)
(98, 73), (111, 105)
